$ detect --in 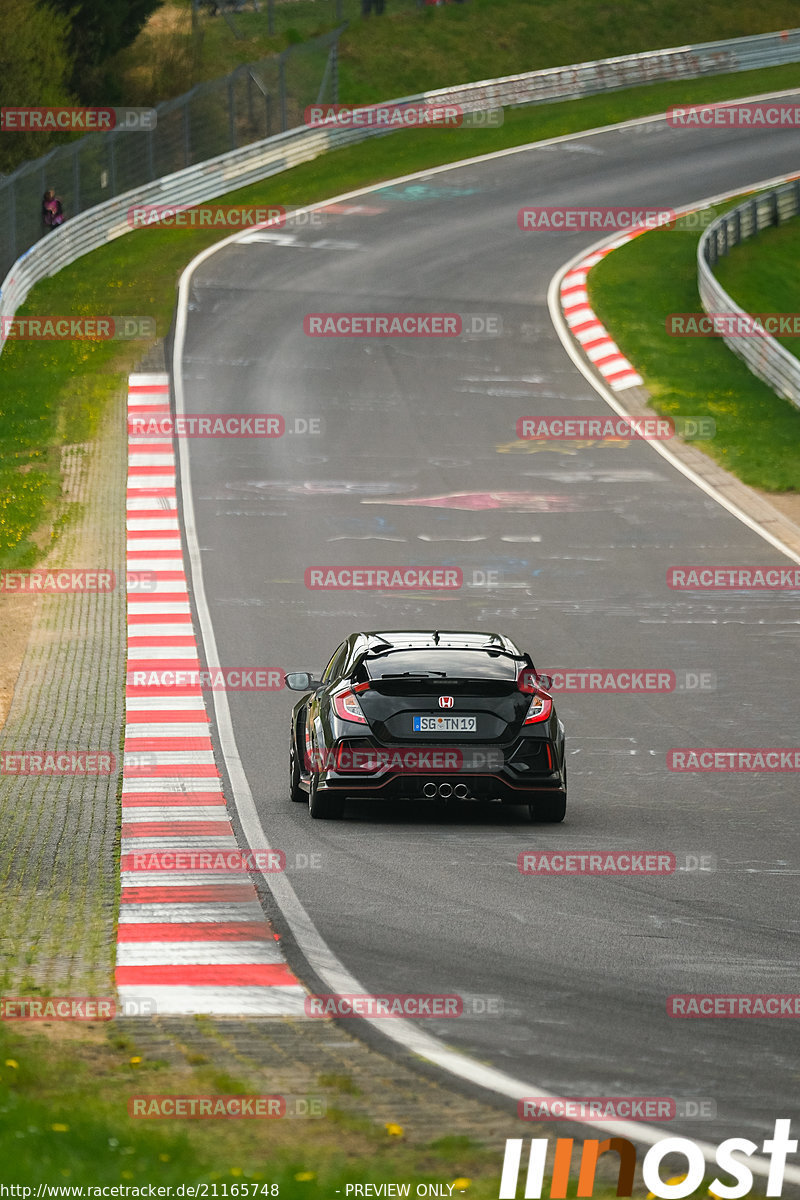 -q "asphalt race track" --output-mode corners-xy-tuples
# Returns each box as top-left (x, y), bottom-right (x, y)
(173, 107), (800, 1150)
